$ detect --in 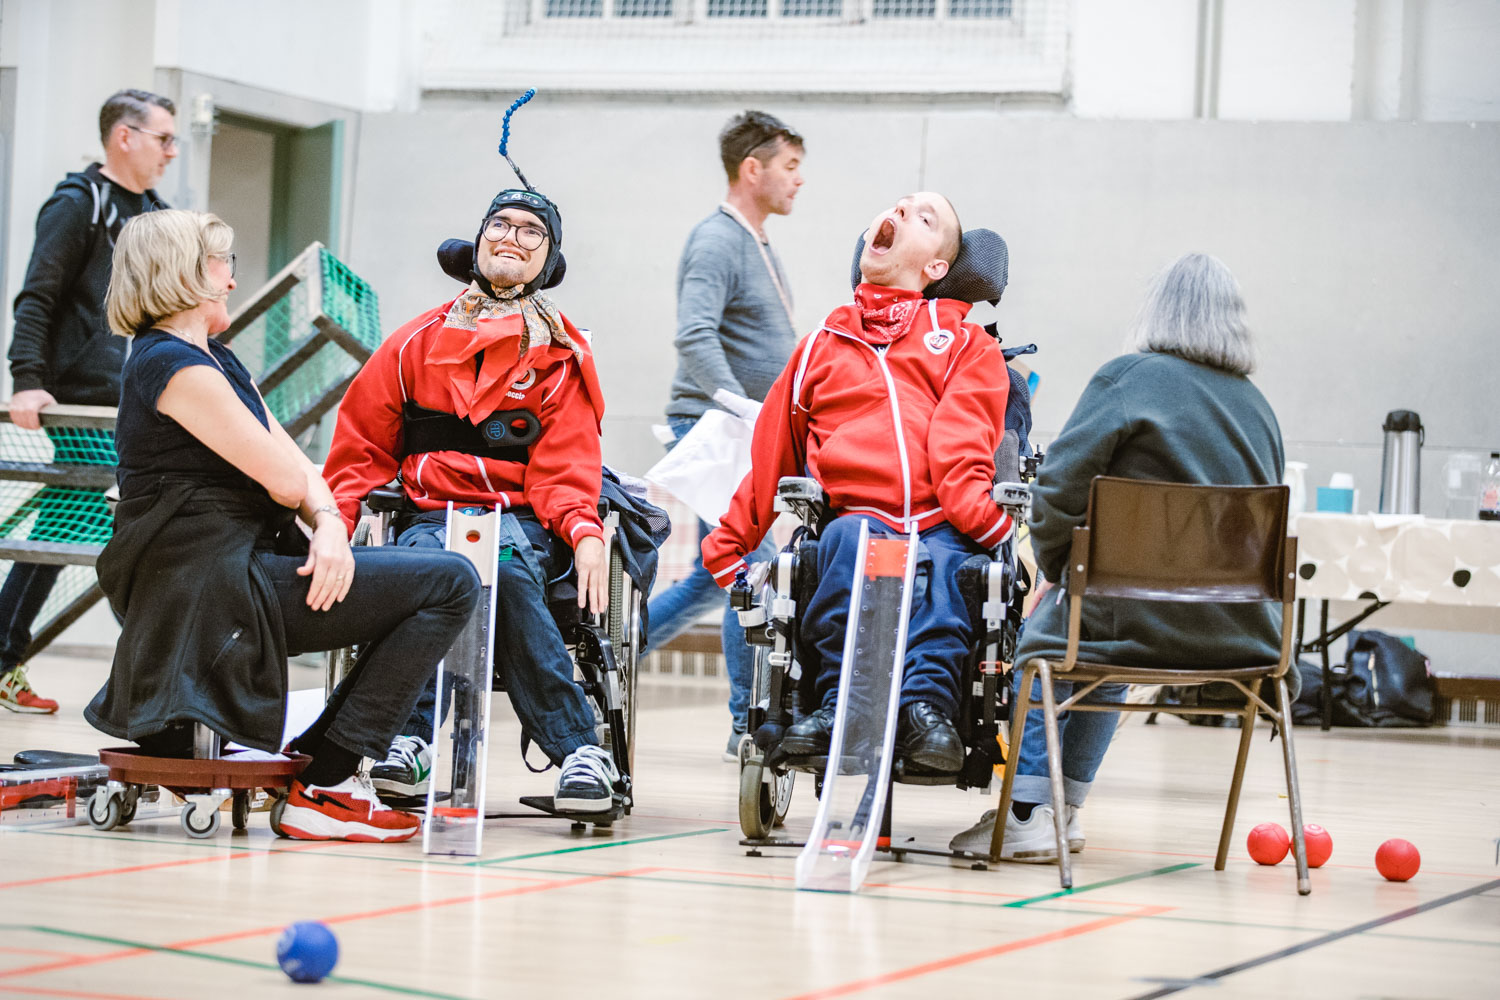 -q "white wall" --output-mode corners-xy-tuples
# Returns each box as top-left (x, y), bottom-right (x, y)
(152, 0), (415, 112)
(1070, 0), (1500, 122)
